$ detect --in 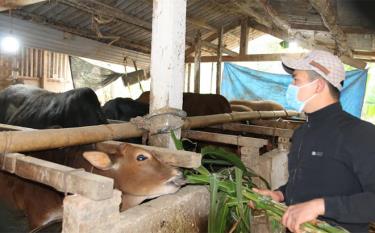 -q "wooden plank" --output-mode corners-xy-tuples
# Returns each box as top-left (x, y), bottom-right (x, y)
(0, 153), (114, 200)
(194, 30), (201, 93)
(182, 130), (267, 148)
(210, 123), (294, 138)
(95, 141), (202, 169)
(184, 110), (299, 129)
